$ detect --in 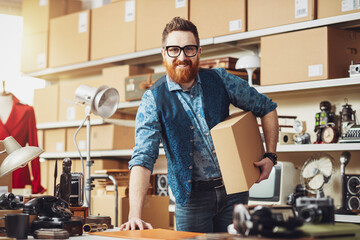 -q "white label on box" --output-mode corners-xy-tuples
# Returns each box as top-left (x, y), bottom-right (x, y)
(37, 53), (46, 69)
(295, 0), (308, 18)
(126, 79), (135, 91)
(67, 106), (76, 120)
(39, 0), (48, 6)
(125, 1), (135, 22)
(342, 0), (356, 12)
(175, 0), (186, 8)
(78, 12), (88, 33)
(229, 19), (242, 32)
(56, 142), (65, 152)
(78, 140), (86, 150)
(308, 64), (323, 77)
